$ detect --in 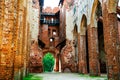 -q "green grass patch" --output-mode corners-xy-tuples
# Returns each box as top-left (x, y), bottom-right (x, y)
(23, 74), (43, 80)
(78, 74), (107, 80)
